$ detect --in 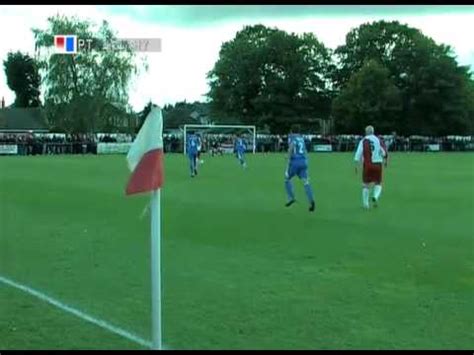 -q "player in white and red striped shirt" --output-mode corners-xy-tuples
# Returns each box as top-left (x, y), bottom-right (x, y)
(354, 125), (388, 209)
